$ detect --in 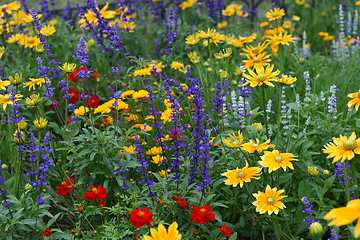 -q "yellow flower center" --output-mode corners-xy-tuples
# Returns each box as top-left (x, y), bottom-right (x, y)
(237, 171), (246, 178)
(3, 95), (10, 101)
(31, 79), (39, 83)
(277, 37), (283, 41)
(256, 74), (266, 82)
(233, 140), (240, 145)
(274, 156), (283, 162)
(31, 100), (35, 105)
(343, 140), (357, 150)
(200, 208), (206, 214)
(45, 30), (50, 34)
(272, 12), (278, 17)
(192, 39), (197, 43)
(27, 38), (34, 43)
(138, 211), (144, 217)
(91, 187), (98, 194)
(252, 47), (259, 54)
(358, 92), (360, 98)
(240, 37), (247, 41)
(253, 57), (260, 62)
(252, 144), (259, 147)
(61, 181), (67, 186)
(267, 197), (275, 204)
